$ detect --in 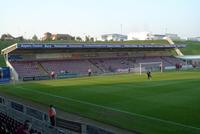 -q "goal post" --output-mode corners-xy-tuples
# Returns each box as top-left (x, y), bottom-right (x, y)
(139, 62), (163, 75)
